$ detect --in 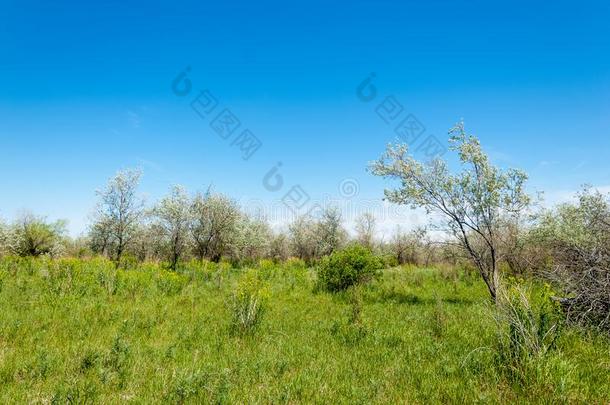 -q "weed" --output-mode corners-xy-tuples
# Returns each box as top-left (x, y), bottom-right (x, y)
(229, 270), (269, 335)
